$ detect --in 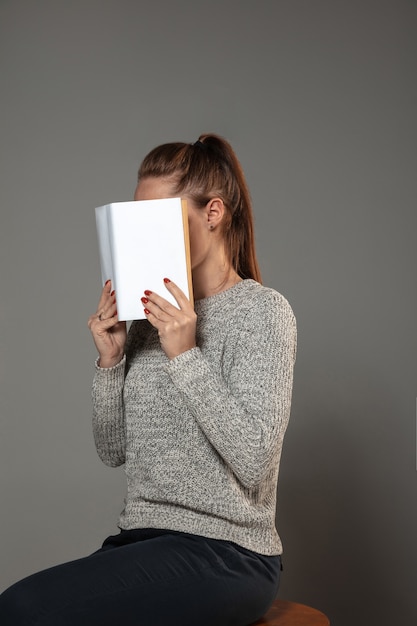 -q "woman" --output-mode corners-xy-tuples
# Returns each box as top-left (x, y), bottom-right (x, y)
(0, 134), (296, 625)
